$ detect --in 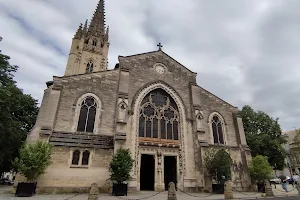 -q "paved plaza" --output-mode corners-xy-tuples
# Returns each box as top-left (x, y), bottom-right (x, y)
(0, 184), (299, 200)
